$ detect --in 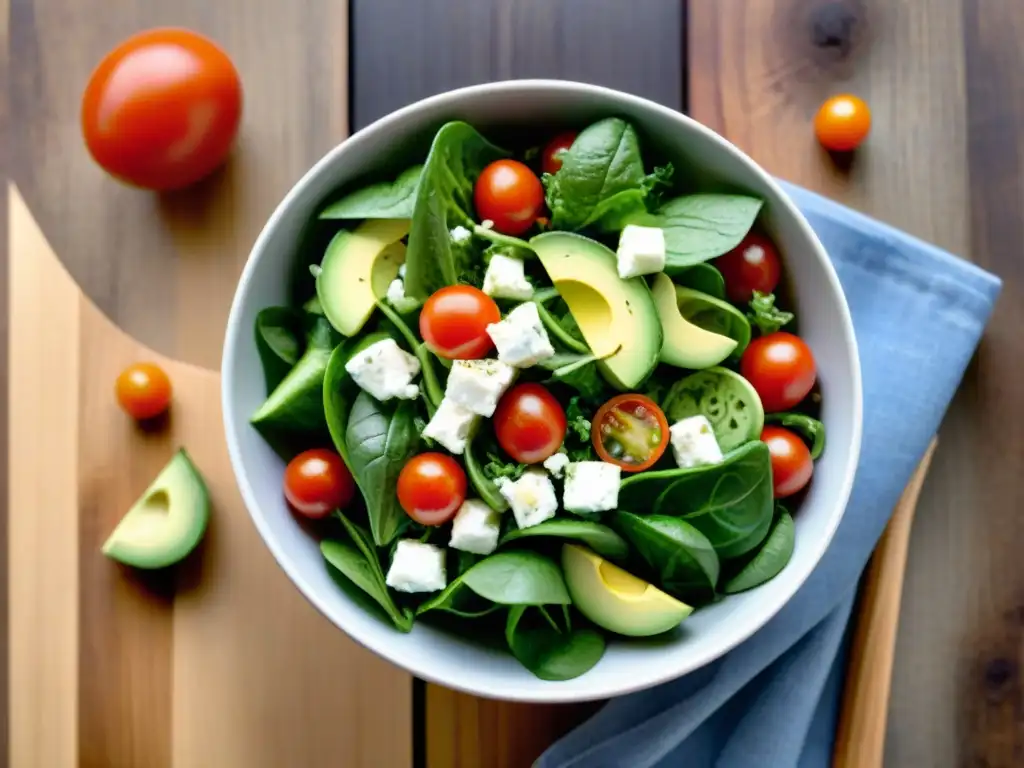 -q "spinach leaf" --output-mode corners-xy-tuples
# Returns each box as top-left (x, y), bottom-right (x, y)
(611, 511), (719, 603)
(765, 413), (826, 460)
(500, 519), (629, 561)
(535, 302), (590, 355)
(671, 263), (727, 300)
(319, 164), (423, 220)
(506, 606), (606, 681)
(374, 299), (443, 410)
(544, 118), (662, 232)
(345, 391), (420, 547)
(474, 225), (534, 257)
(538, 351), (610, 401)
(254, 306), (304, 394)
(323, 332), (389, 466)
(747, 291), (794, 335)
(464, 439), (510, 512)
(618, 441), (774, 559)
(322, 515), (413, 632)
(302, 296), (325, 315)
(638, 194), (763, 268)
(404, 123), (509, 298)
(722, 509), (795, 593)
